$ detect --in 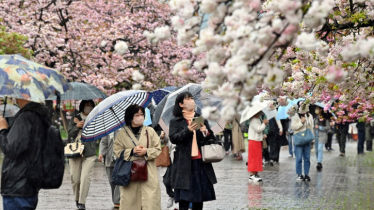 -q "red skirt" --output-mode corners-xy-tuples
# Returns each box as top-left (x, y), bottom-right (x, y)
(247, 140), (263, 172)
